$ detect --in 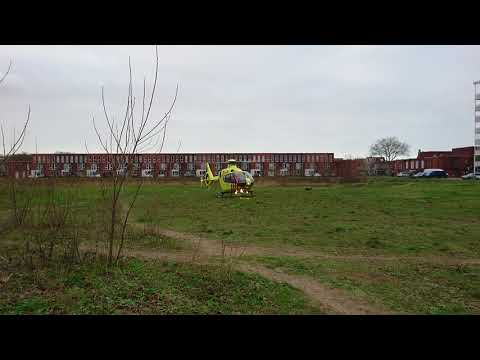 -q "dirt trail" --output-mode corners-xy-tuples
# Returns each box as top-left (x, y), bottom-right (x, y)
(96, 219), (480, 314)
(237, 263), (395, 315)
(132, 223), (480, 266)
(81, 243), (393, 315)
